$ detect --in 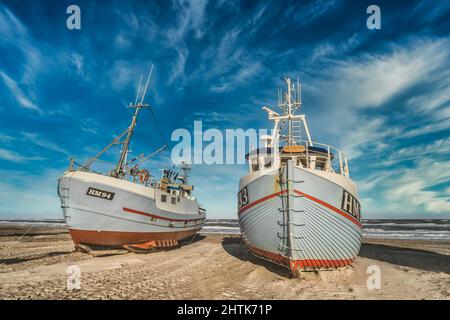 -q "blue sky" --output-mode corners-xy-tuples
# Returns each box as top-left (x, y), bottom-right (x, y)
(0, 0), (449, 219)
